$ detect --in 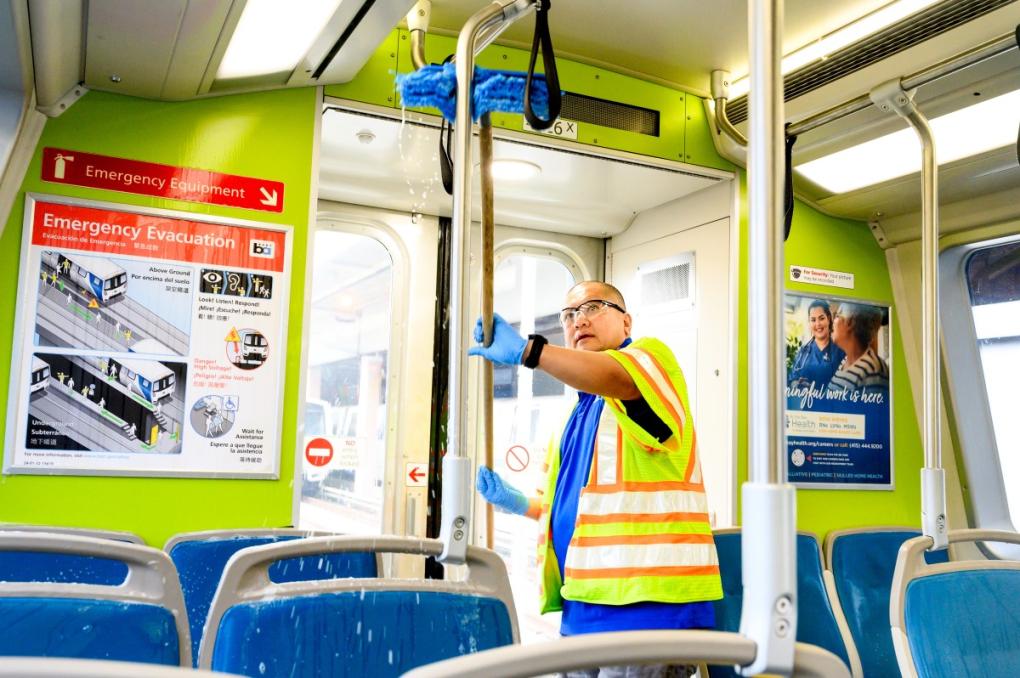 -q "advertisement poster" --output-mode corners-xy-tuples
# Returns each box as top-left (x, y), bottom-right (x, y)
(784, 292), (893, 489)
(4, 195), (291, 477)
